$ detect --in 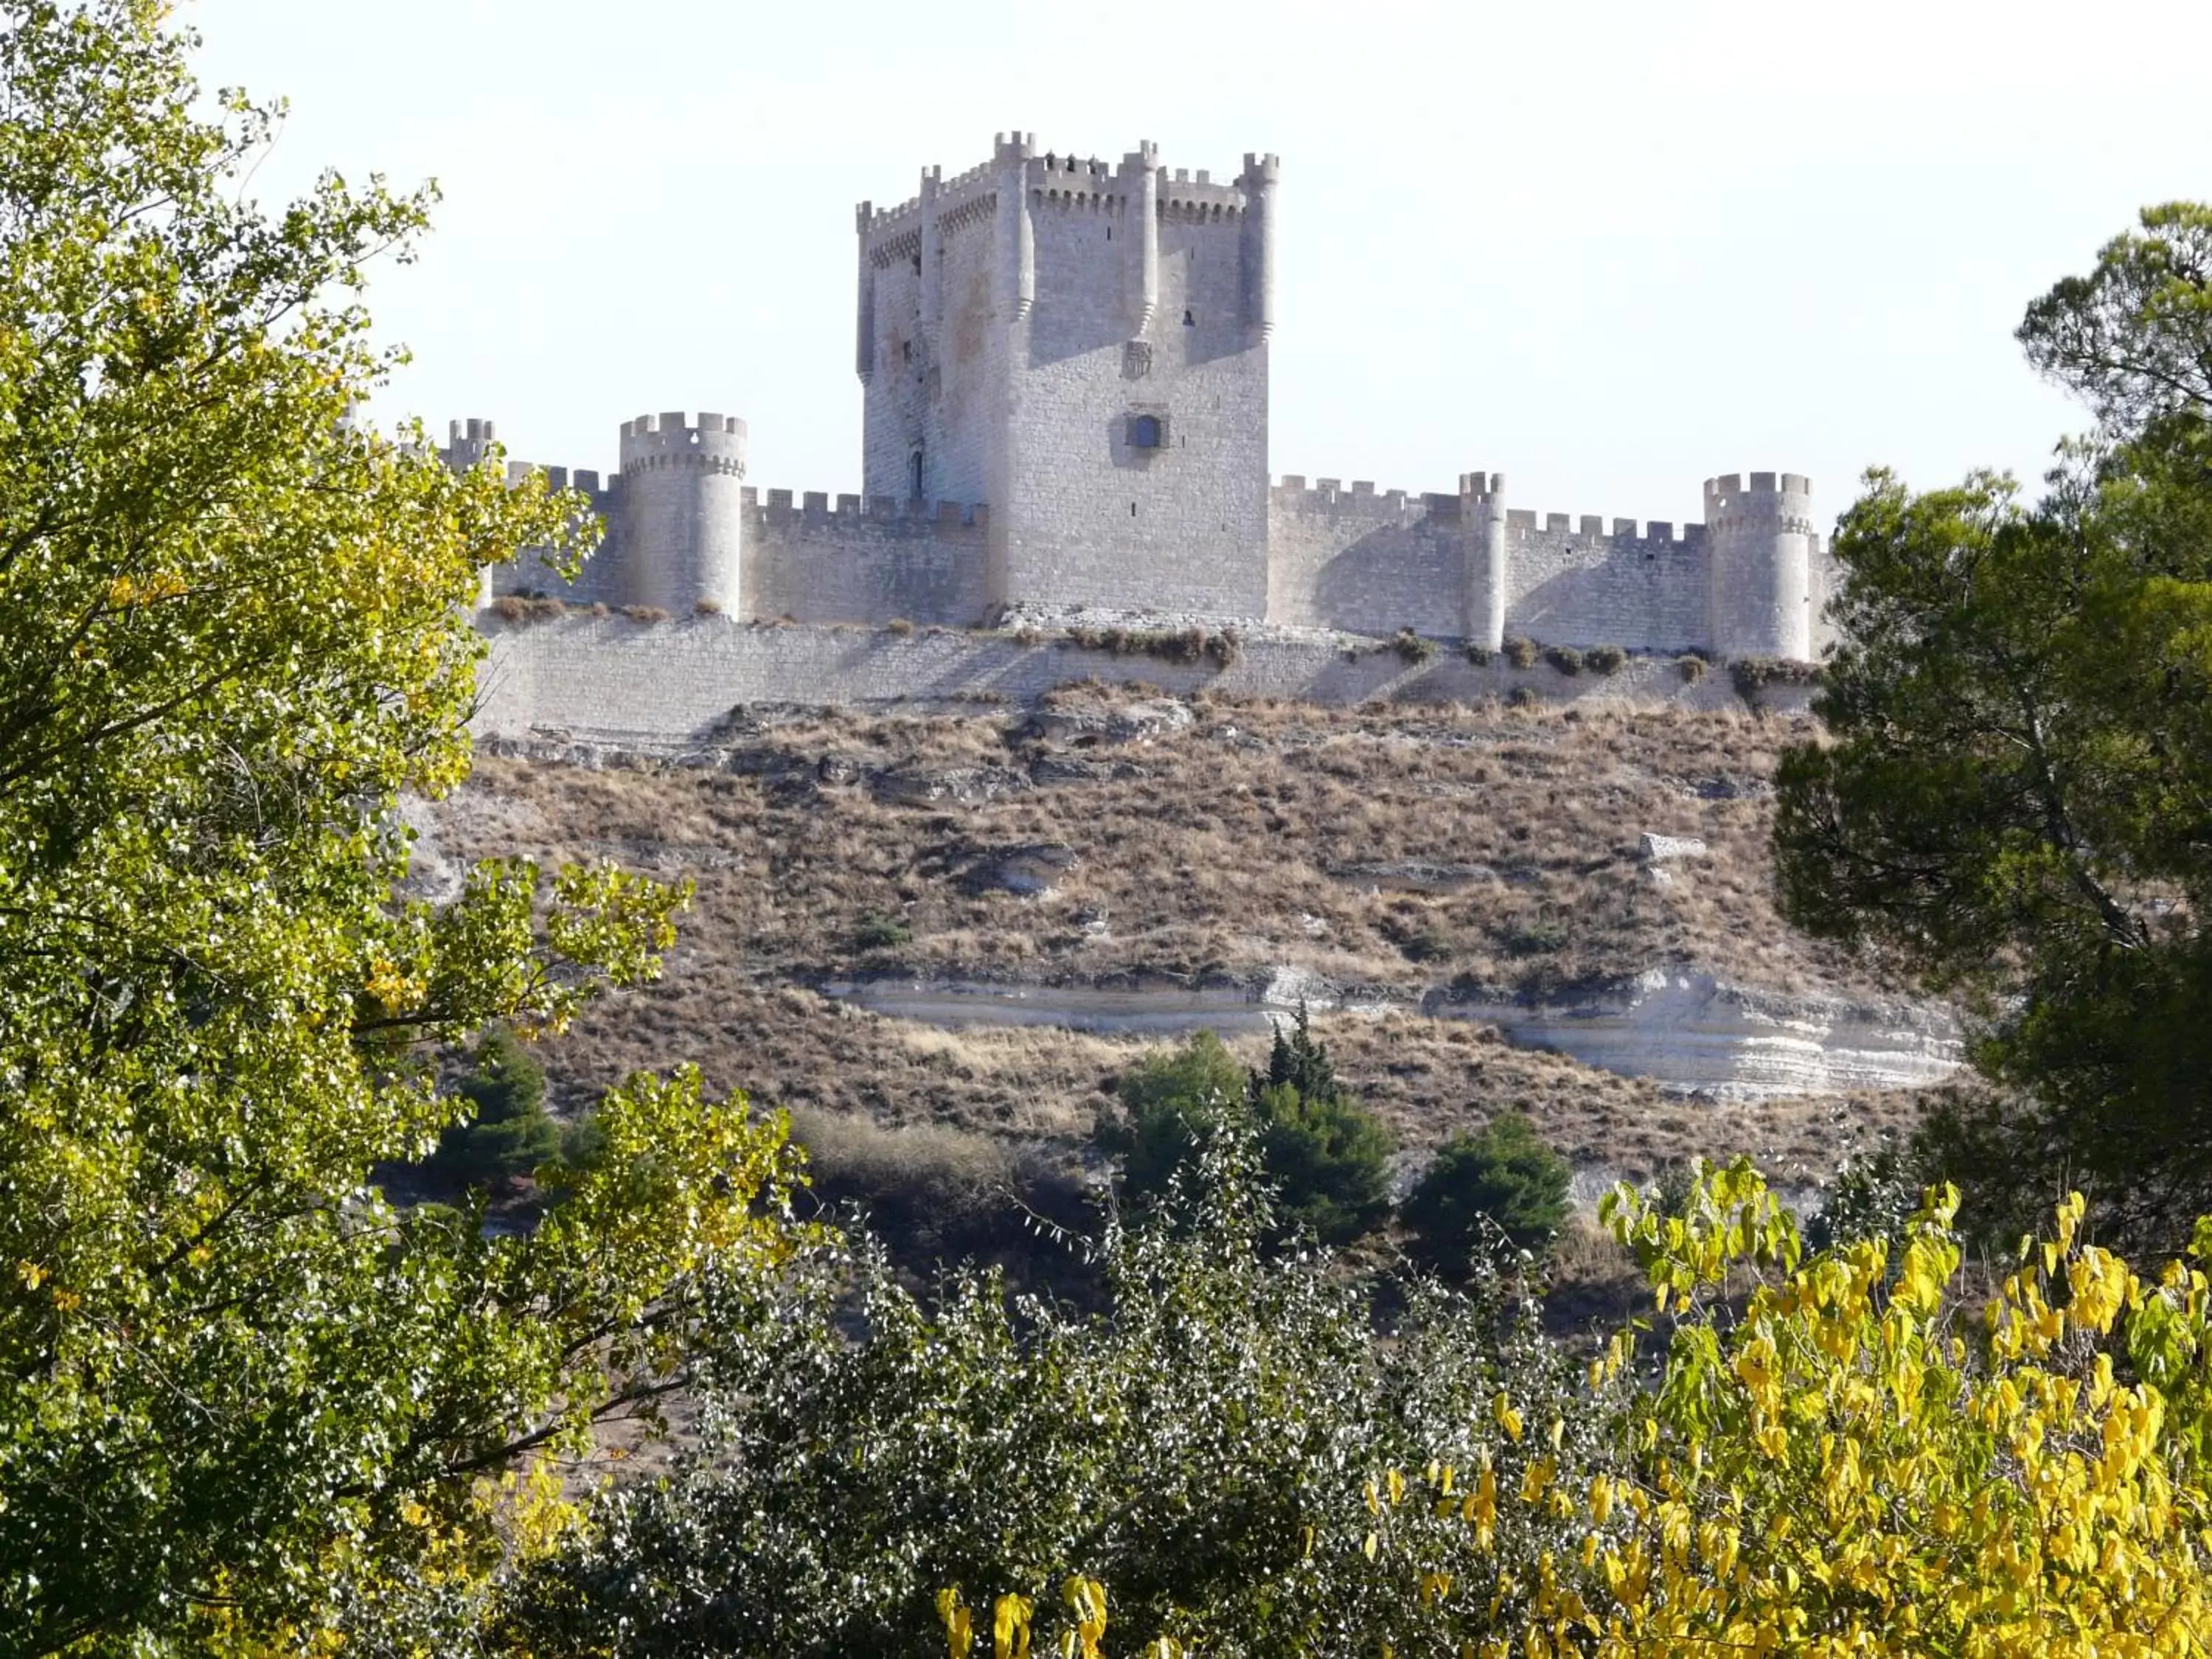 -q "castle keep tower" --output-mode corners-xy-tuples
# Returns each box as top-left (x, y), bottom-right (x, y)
(857, 134), (1279, 617)
(1703, 471), (1814, 660)
(617, 412), (747, 614)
